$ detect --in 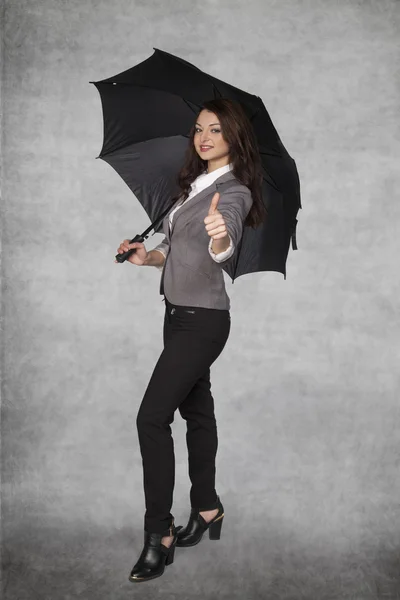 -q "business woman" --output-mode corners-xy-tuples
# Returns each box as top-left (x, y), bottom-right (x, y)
(116, 98), (266, 583)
